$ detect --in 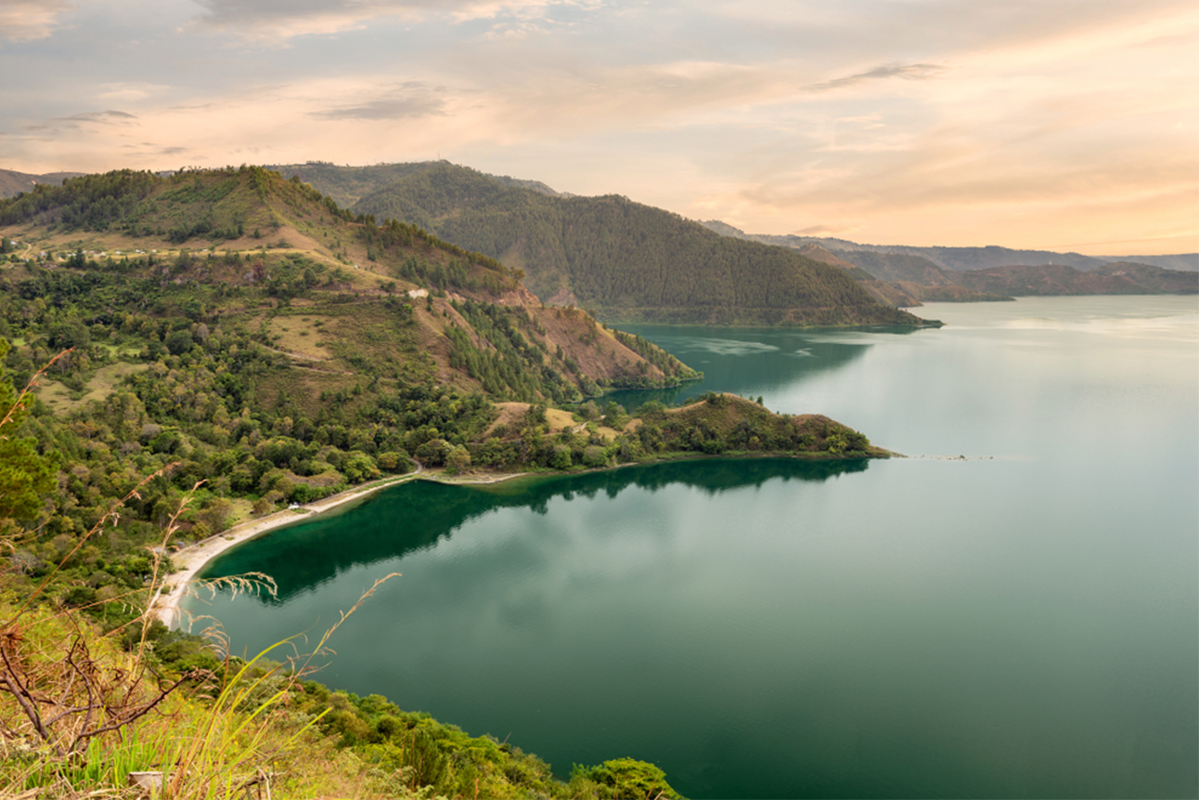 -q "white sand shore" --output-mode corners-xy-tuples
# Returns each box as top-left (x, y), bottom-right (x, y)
(152, 469), (528, 629)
